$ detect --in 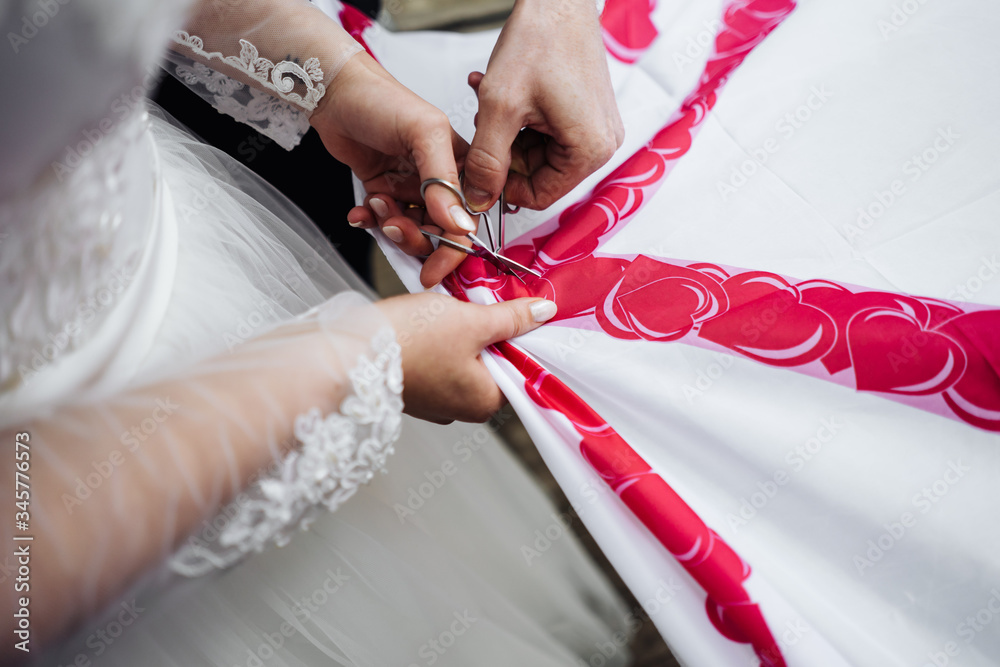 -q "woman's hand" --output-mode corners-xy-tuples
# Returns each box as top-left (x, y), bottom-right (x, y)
(311, 53), (475, 286)
(461, 0), (624, 212)
(376, 292), (557, 423)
